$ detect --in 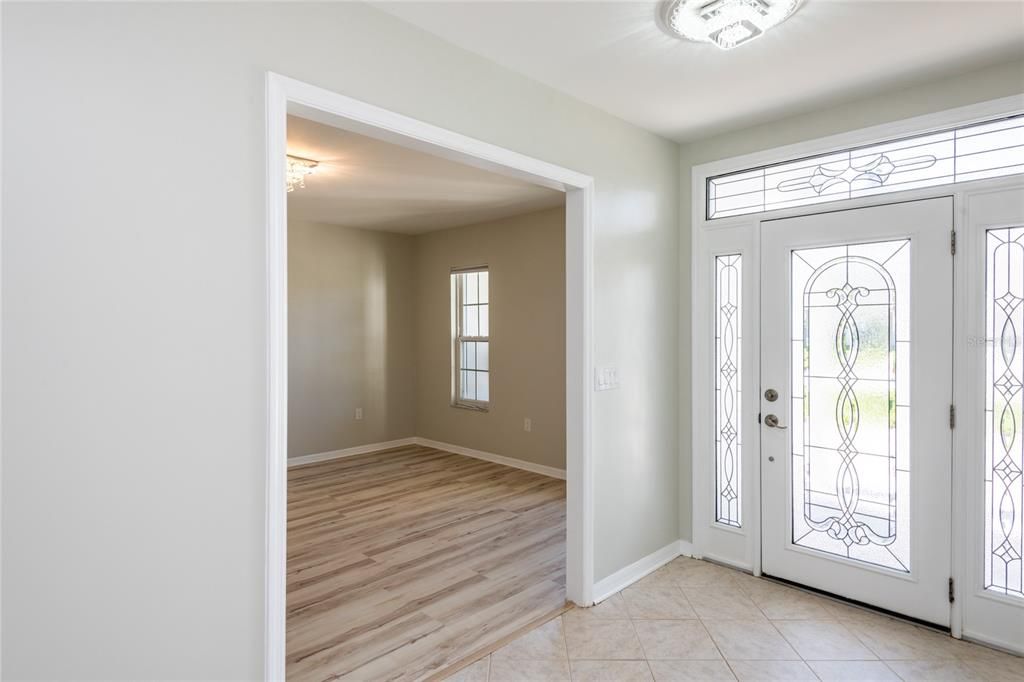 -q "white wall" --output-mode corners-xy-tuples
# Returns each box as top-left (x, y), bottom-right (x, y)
(678, 59), (1024, 541)
(1, 2), (679, 678)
